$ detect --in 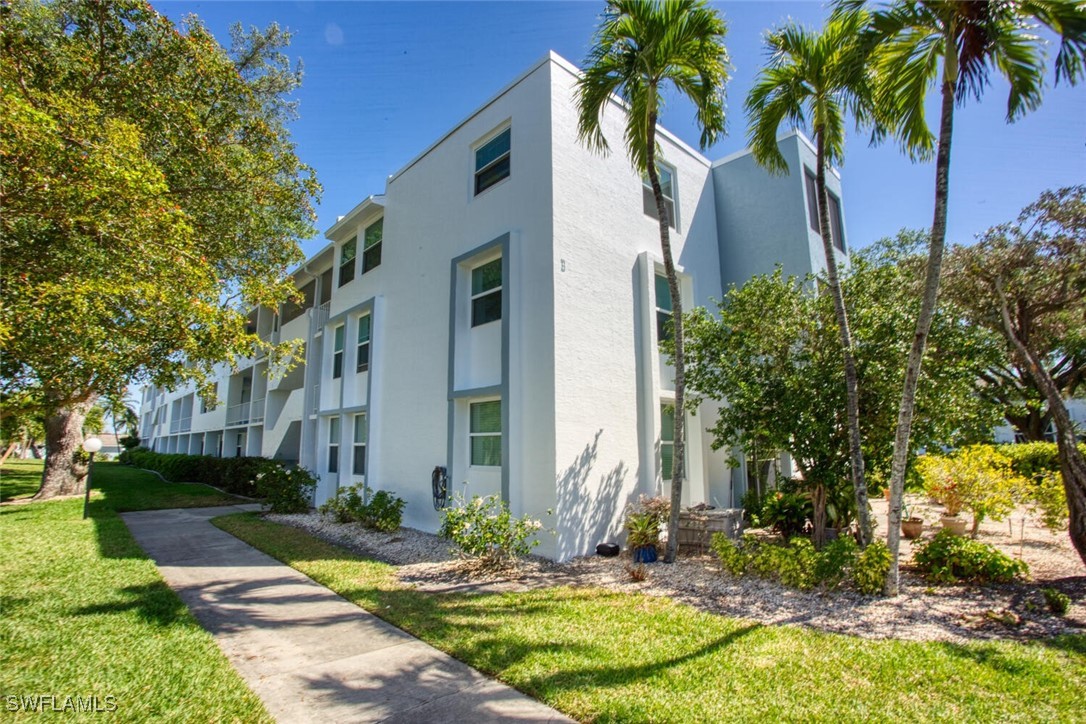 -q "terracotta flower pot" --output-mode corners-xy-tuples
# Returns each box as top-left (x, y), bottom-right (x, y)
(940, 515), (967, 536)
(901, 518), (924, 539)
